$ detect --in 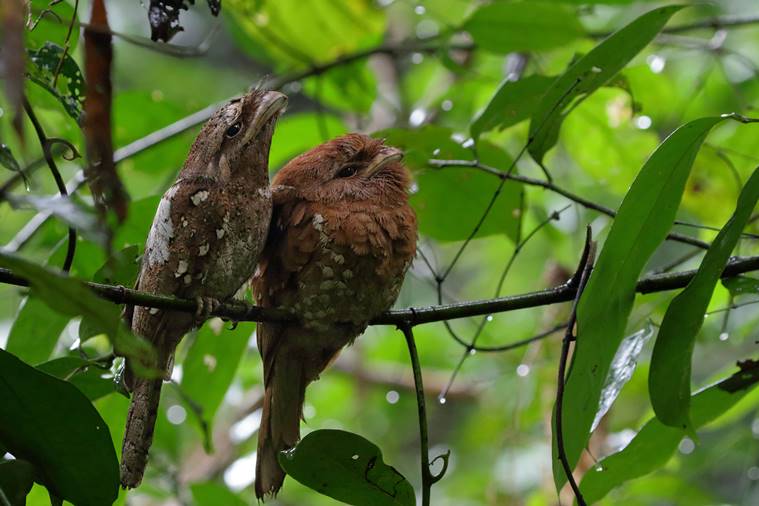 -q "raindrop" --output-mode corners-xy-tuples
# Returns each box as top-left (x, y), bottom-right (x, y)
(409, 108), (427, 127)
(719, 332), (729, 341)
(166, 405), (187, 425)
(516, 364), (530, 377)
(351, 454), (360, 460)
(282, 448), (296, 461)
(416, 20), (439, 39)
(439, 396), (447, 405)
(303, 404), (316, 419)
(749, 466), (759, 481)
(462, 138), (474, 148)
(441, 99), (453, 111)
(646, 54), (666, 74)
(591, 66), (603, 73)
(376, 0), (393, 6)
(634, 115), (652, 130)
(414, 5), (426, 15)
(386, 390), (400, 404)
(678, 437), (695, 455)
(486, 315), (494, 322)
(432, 148), (441, 156)
(411, 52), (424, 64)
(468, 348), (476, 356)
